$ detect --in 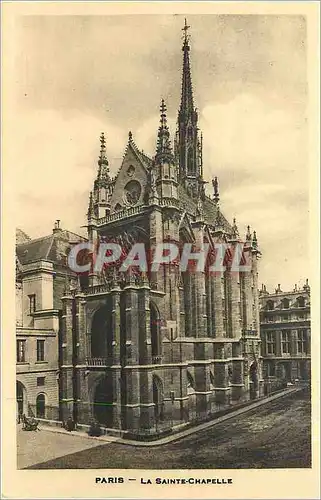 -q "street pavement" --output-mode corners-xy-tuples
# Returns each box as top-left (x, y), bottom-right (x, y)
(23, 387), (311, 469)
(17, 424), (112, 469)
